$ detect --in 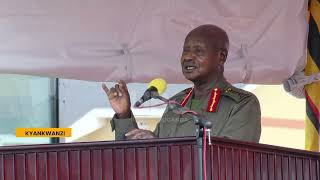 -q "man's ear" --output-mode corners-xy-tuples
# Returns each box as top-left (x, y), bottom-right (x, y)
(219, 49), (228, 64)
